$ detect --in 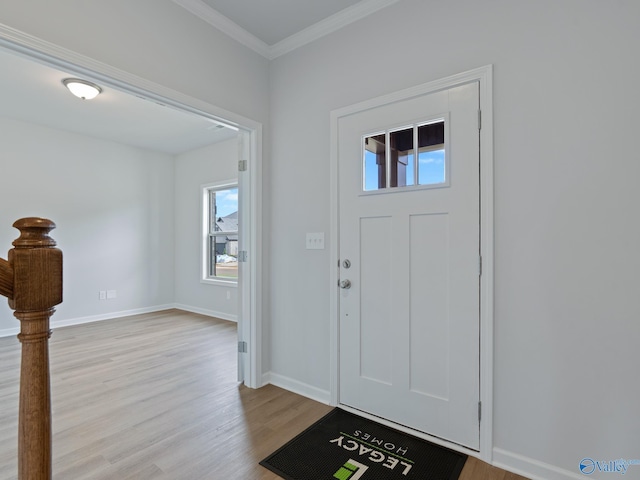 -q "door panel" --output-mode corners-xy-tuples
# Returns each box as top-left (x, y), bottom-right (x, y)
(409, 212), (450, 400)
(338, 82), (480, 449)
(360, 216), (393, 384)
